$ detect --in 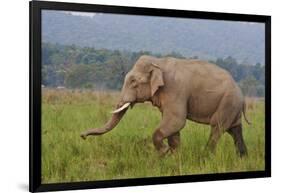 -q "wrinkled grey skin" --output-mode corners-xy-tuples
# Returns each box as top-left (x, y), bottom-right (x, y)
(81, 55), (249, 157)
